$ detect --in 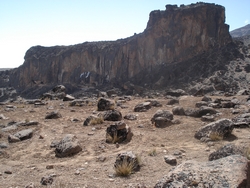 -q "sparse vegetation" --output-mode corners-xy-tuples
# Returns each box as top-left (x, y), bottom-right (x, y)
(148, 148), (157, 156)
(114, 156), (140, 177)
(209, 132), (223, 141)
(89, 116), (104, 125)
(106, 131), (123, 144)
